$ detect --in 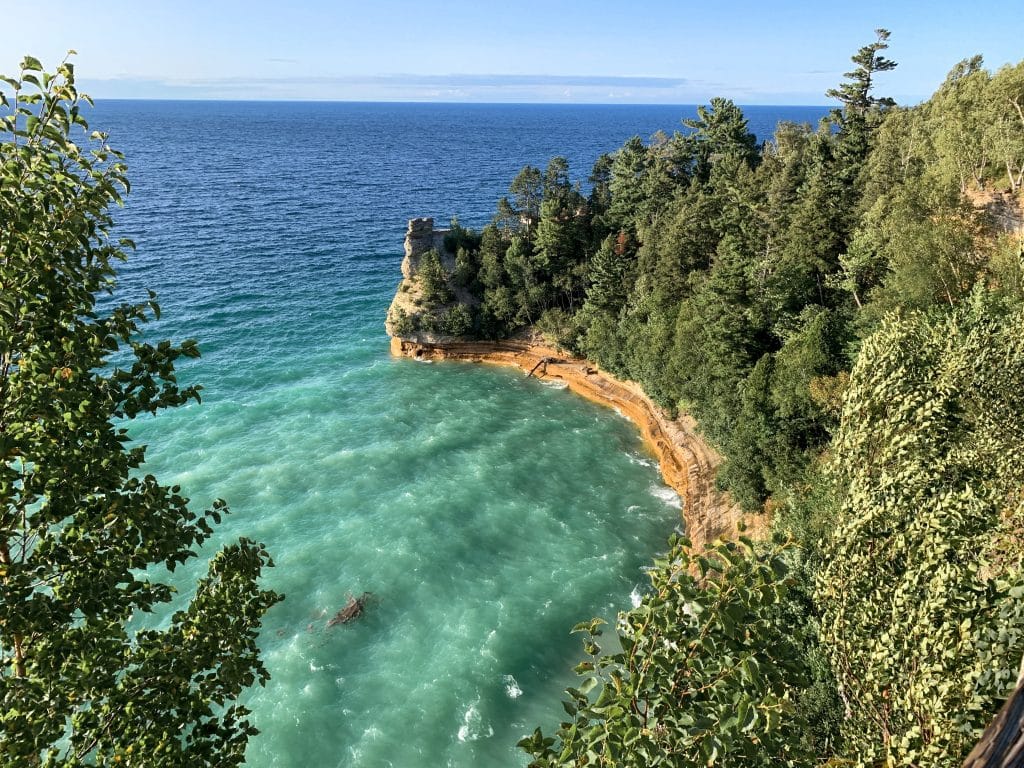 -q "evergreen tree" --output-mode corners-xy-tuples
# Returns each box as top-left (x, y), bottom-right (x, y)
(585, 234), (633, 314)
(669, 236), (766, 492)
(417, 249), (454, 307)
(826, 29), (898, 209)
(534, 158), (588, 310)
(683, 97), (760, 184)
(825, 29), (898, 118)
(607, 136), (652, 235)
(498, 164), (543, 236)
